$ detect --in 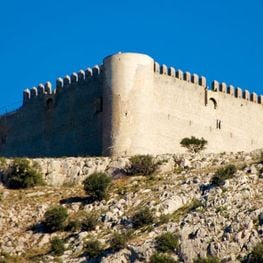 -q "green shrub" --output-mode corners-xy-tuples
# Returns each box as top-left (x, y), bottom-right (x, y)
(180, 136), (207, 153)
(44, 206), (68, 232)
(7, 158), (44, 189)
(0, 157), (7, 168)
(243, 242), (263, 263)
(150, 252), (178, 263)
(127, 155), (157, 176)
(81, 213), (97, 231)
(85, 240), (103, 258)
(211, 164), (237, 186)
(110, 231), (129, 251)
(83, 172), (112, 200)
(155, 232), (179, 253)
(50, 237), (65, 256)
(132, 207), (154, 228)
(66, 219), (82, 232)
(194, 256), (220, 263)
